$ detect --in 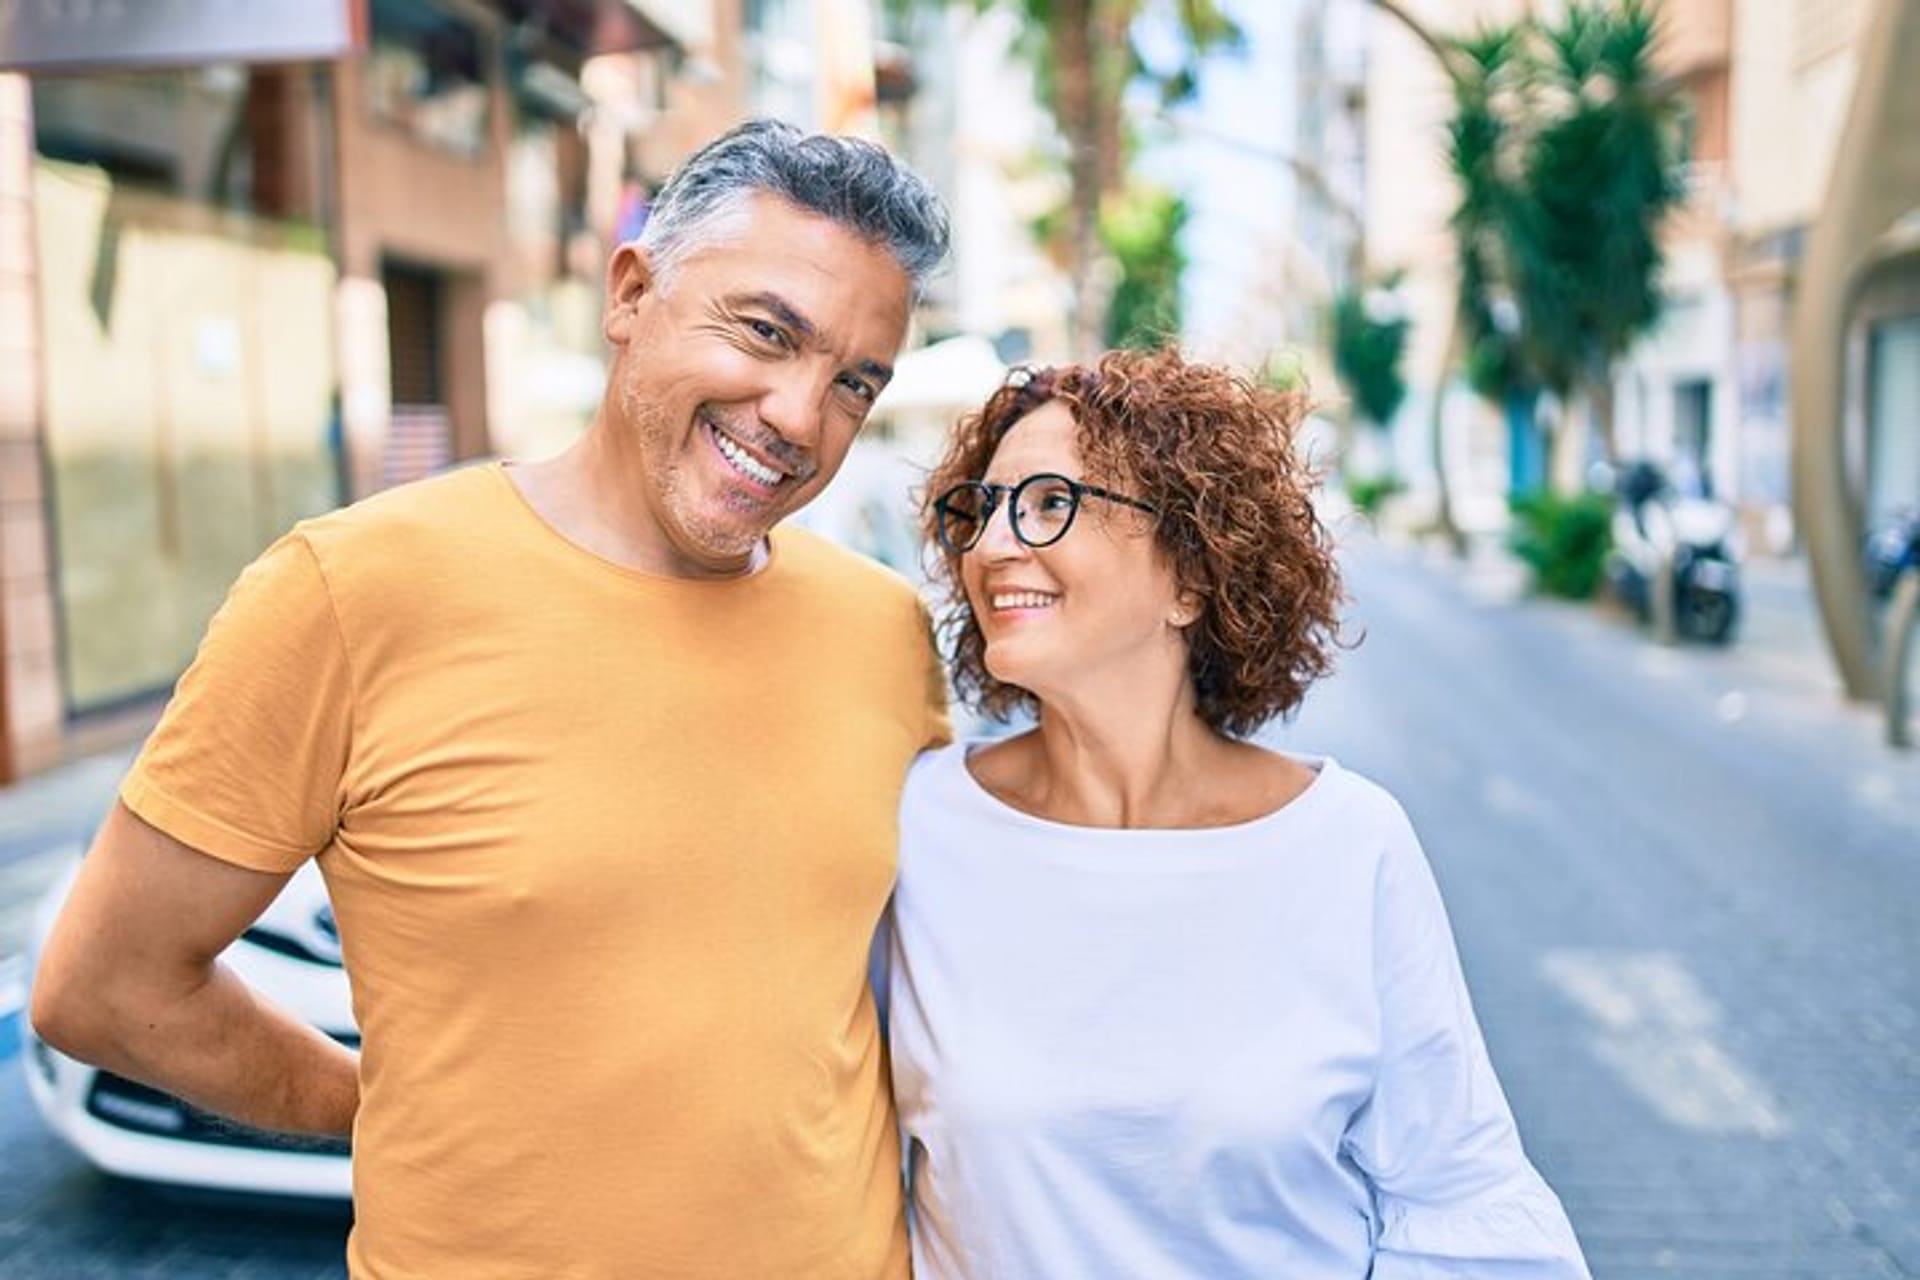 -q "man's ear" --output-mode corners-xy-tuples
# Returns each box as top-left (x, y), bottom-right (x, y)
(603, 242), (657, 344)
